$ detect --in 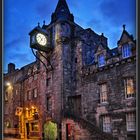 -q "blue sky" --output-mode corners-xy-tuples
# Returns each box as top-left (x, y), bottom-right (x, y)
(4, 0), (136, 72)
